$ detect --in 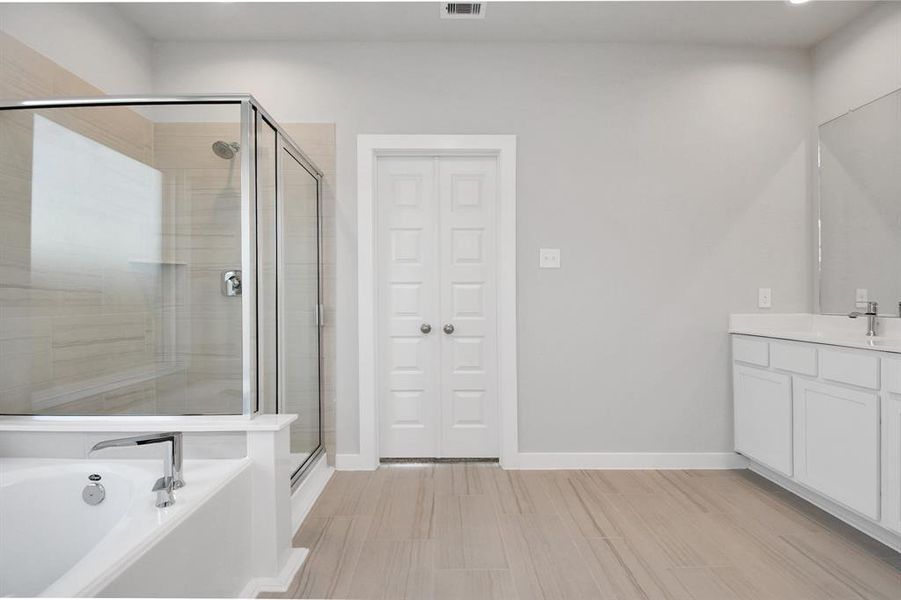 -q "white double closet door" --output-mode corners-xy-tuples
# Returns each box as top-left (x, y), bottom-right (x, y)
(378, 154), (499, 458)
